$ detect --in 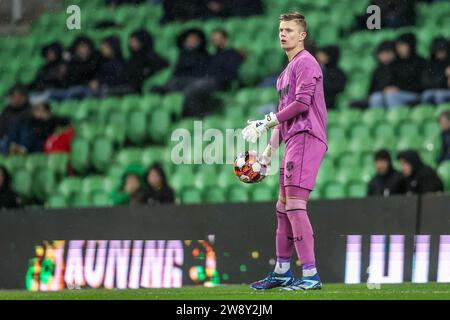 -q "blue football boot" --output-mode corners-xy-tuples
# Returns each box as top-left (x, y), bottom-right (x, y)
(250, 270), (294, 290)
(281, 273), (322, 291)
